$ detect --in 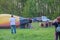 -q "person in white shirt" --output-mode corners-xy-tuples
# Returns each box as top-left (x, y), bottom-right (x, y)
(10, 15), (16, 34)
